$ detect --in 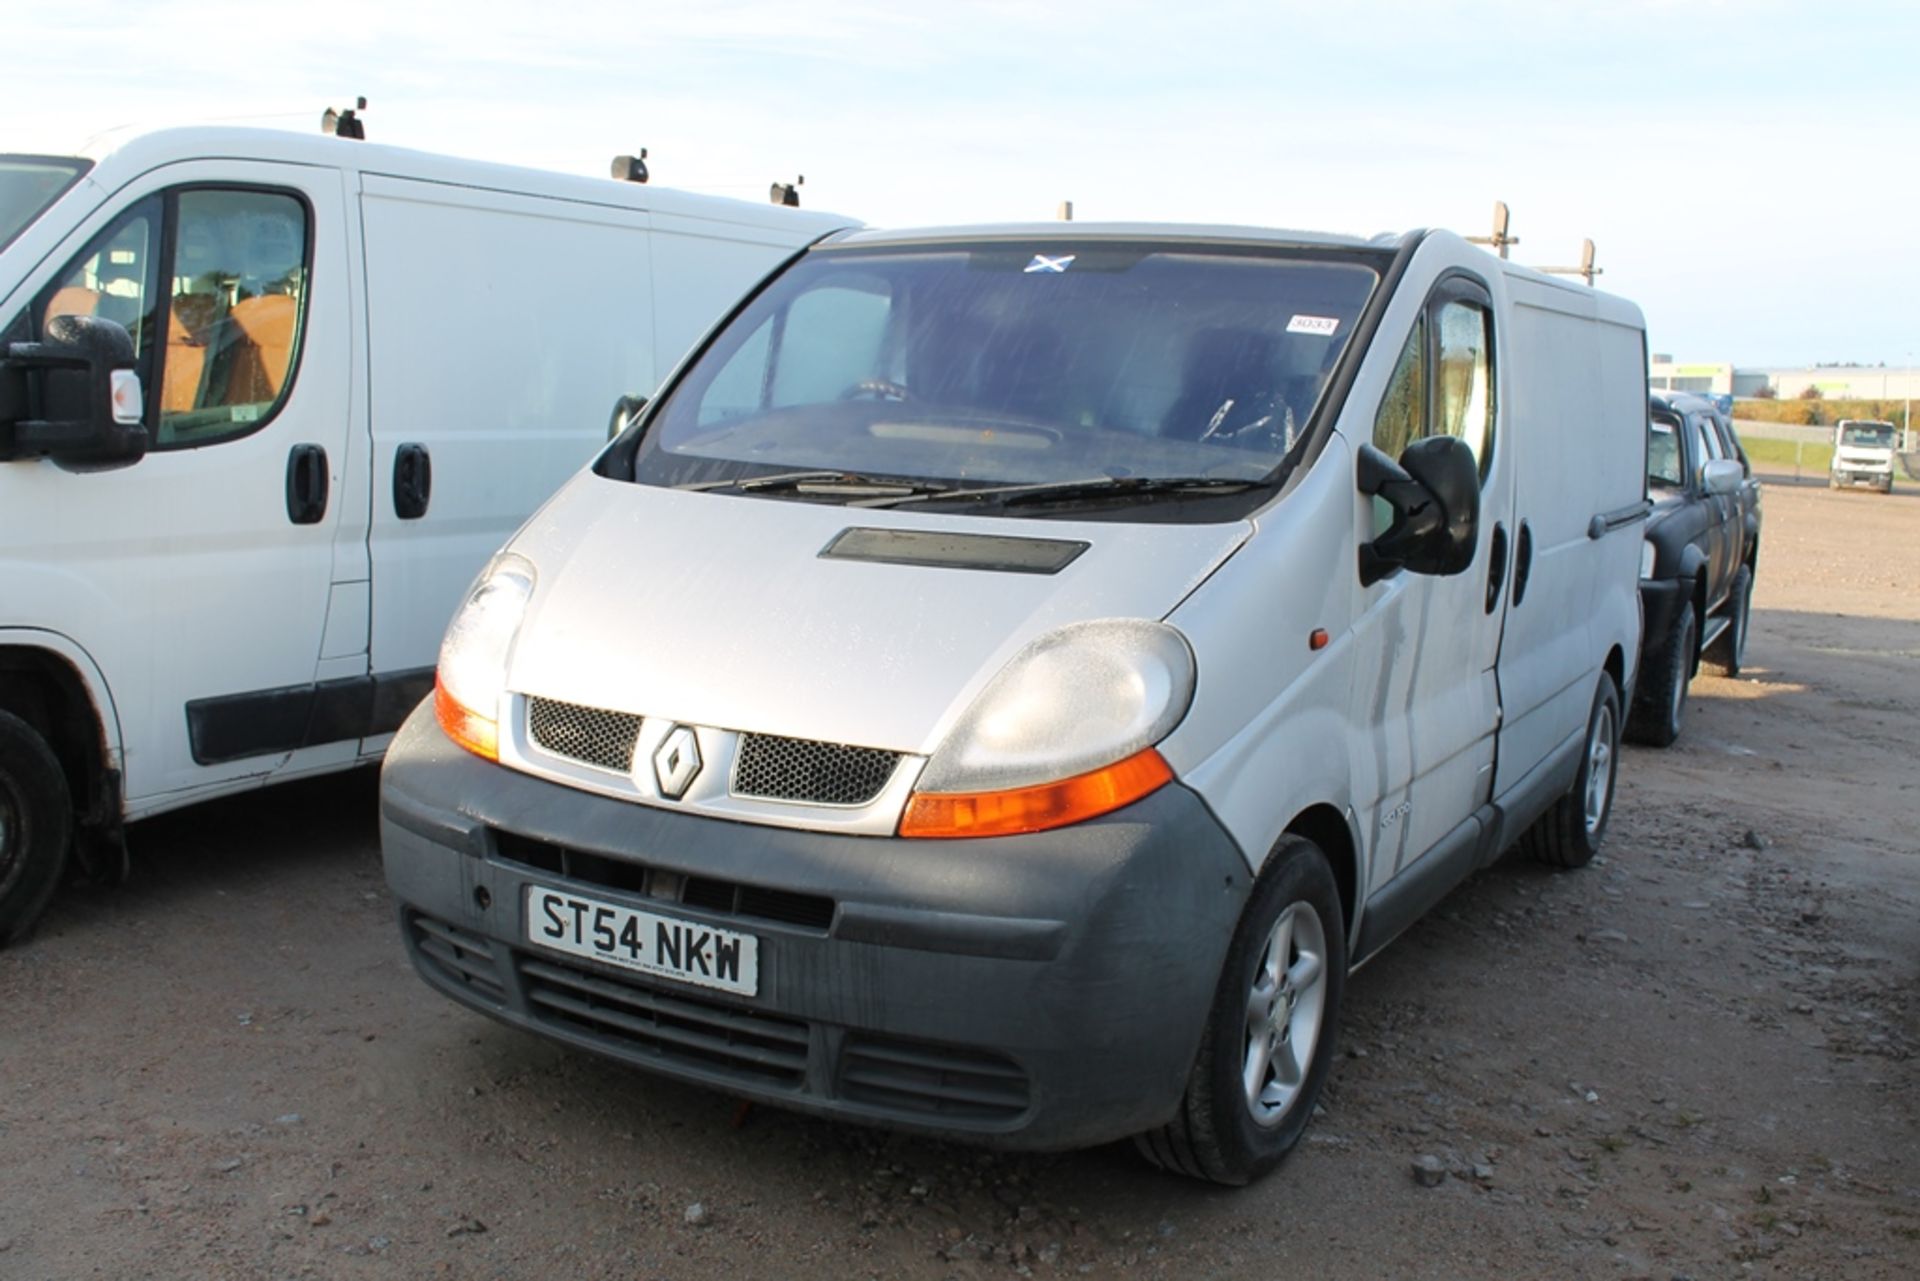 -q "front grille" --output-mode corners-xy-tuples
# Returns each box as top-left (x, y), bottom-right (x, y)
(493, 830), (836, 933)
(837, 1033), (1031, 1122)
(409, 913), (506, 1006)
(732, 732), (900, 806)
(527, 697), (641, 773)
(520, 955), (810, 1086)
